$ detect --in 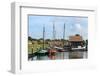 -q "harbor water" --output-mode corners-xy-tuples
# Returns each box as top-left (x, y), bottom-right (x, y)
(29, 51), (88, 61)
